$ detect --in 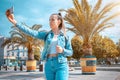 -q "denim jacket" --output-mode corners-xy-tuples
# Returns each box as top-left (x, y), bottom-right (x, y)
(16, 23), (73, 63)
